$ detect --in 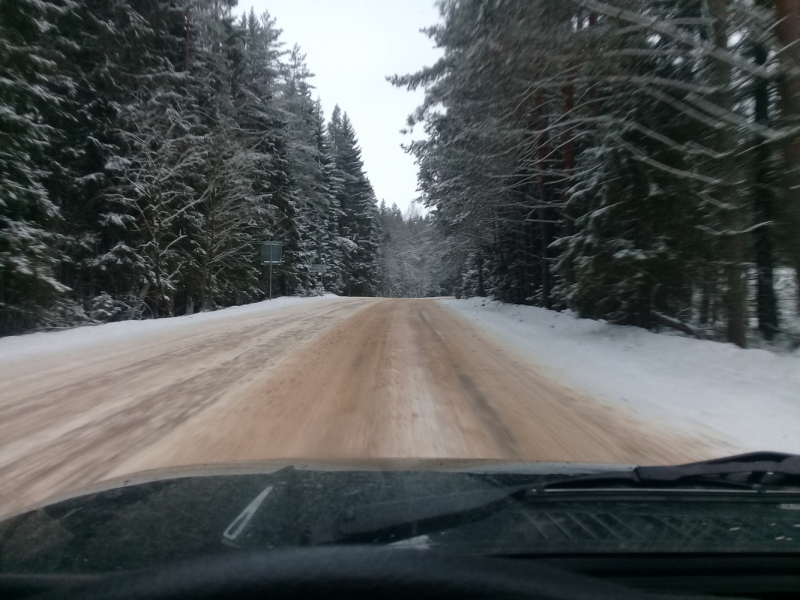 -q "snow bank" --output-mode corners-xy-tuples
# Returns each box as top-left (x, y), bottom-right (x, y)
(0, 295), (341, 367)
(443, 298), (800, 455)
